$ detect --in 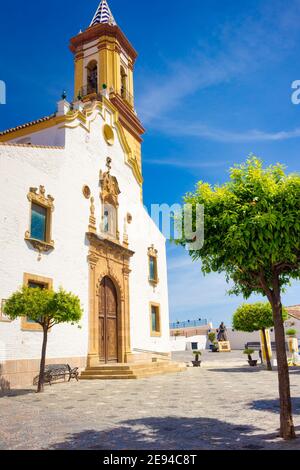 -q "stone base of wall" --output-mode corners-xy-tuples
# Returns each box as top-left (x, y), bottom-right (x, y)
(0, 357), (87, 390)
